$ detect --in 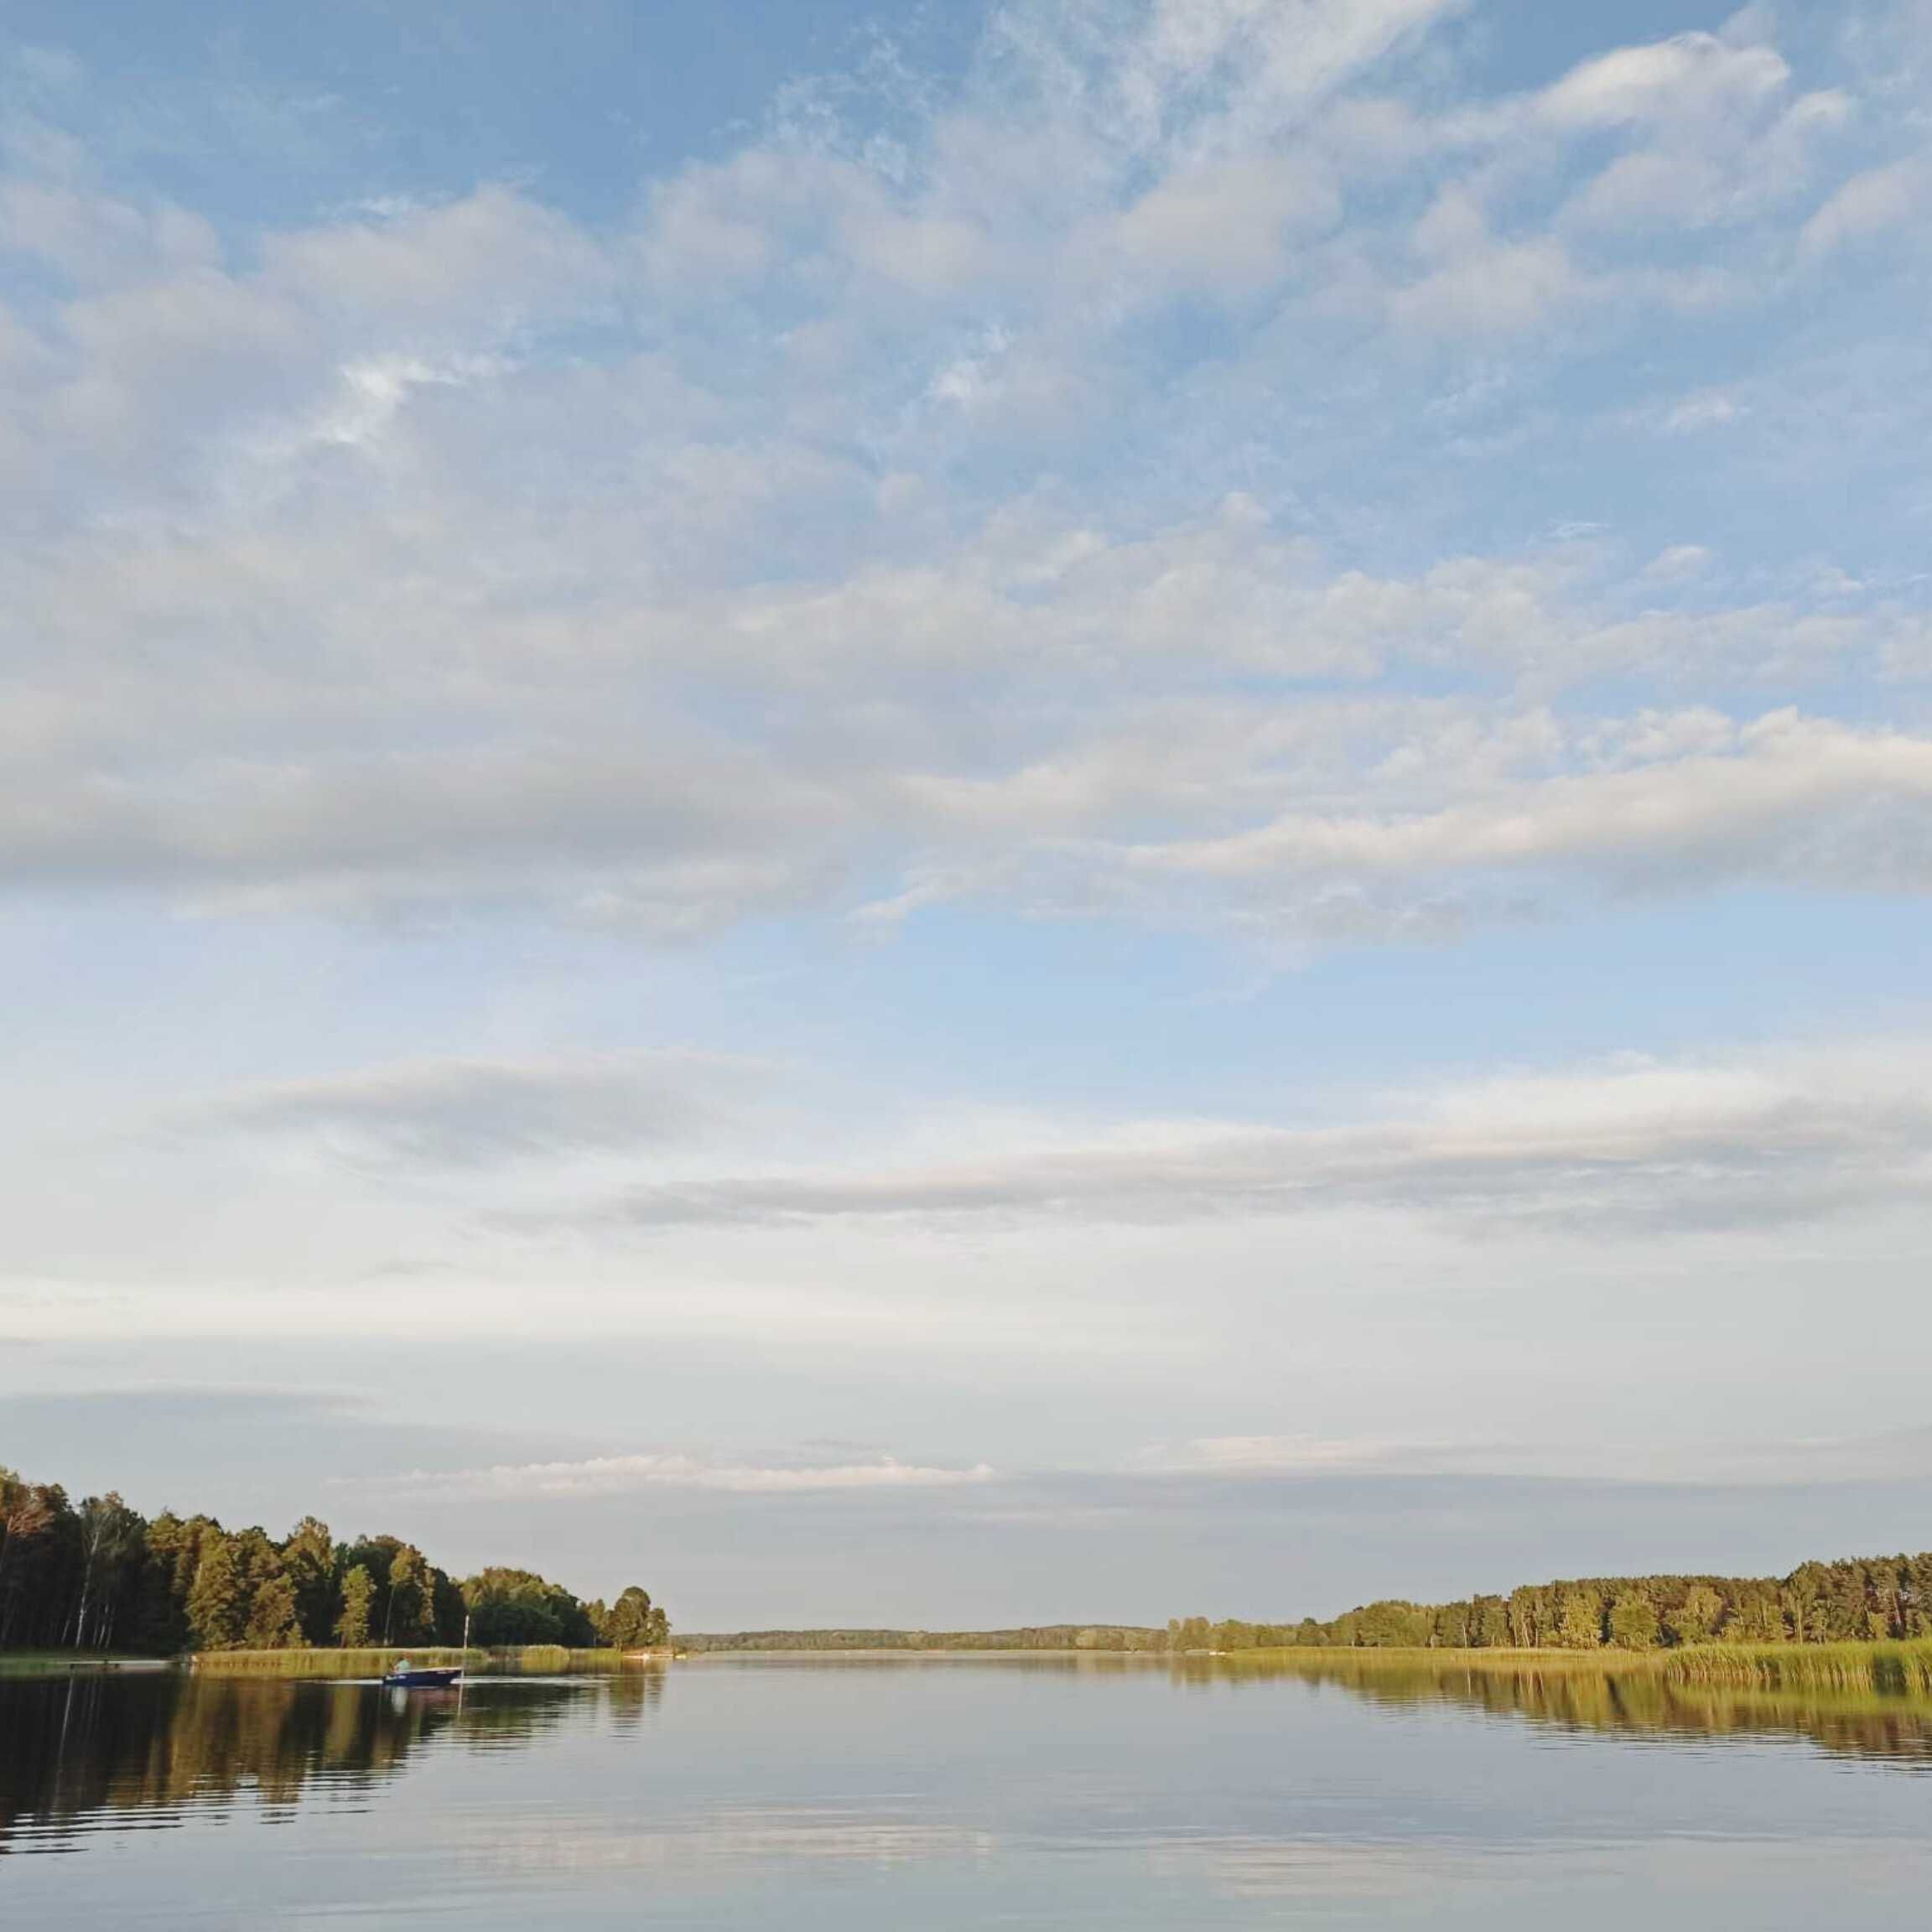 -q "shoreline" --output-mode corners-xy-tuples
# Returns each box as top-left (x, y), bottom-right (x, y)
(0, 1654), (174, 1677)
(13, 1638), (1931, 1697)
